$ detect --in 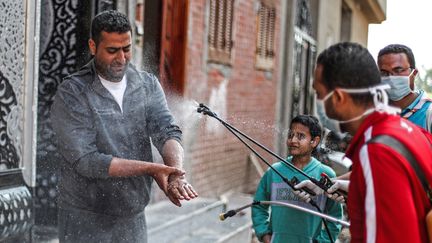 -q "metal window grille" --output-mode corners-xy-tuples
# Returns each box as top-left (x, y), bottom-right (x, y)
(208, 0), (234, 64)
(256, 1), (275, 70)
